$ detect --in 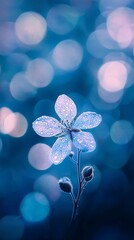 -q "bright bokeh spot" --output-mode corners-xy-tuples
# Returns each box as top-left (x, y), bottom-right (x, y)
(10, 72), (36, 101)
(20, 192), (50, 223)
(26, 58), (54, 88)
(103, 52), (134, 88)
(15, 12), (47, 45)
(2, 112), (28, 137)
(47, 4), (80, 35)
(34, 174), (60, 202)
(0, 215), (25, 240)
(28, 143), (52, 170)
(3, 113), (16, 134)
(53, 39), (83, 71)
(107, 7), (134, 48)
(110, 120), (134, 144)
(98, 61), (127, 92)
(0, 107), (13, 134)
